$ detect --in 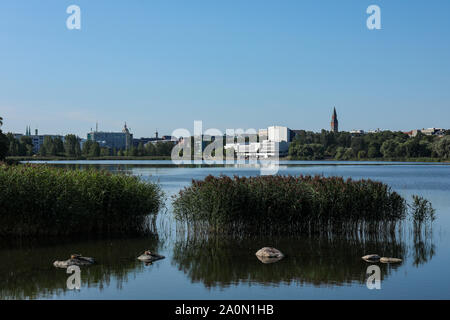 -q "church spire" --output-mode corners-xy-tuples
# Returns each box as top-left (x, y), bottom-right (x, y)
(331, 107), (339, 133)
